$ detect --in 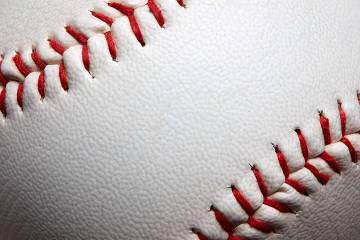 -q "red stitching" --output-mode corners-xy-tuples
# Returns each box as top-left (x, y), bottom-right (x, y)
(0, 1), (186, 116)
(231, 185), (255, 216)
(285, 178), (307, 195)
(197, 103), (360, 240)
(59, 62), (69, 91)
(341, 137), (357, 163)
(274, 146), (290, 178)
(65, 26), (88, 45)
(211, 206), (235, 234)
(263, 198), (291, 213)
(48, 39), (66, 55)
(82, 46), (90, 72)
(17, 83), (24, 109)
(104, 31), (117, 60)
(13, 53), (31, 77)
(108, 2), (145, 46)
(91, 11), (114, 26)
(0, 89), (6, 116)
(177, 0), (186, 7)
(319, 112), (331, 145)
(251, 166), (268, 197)
(148, 0), (165, 27)
(38, 72), (45, 99)
(338, 101), (346, 136)
(247, 217), (272, 234)
(31, 49), (47, 71)
(0, 61), (8, 86)
(319, 151), (340, 174)
(295, 128), (309, 161)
